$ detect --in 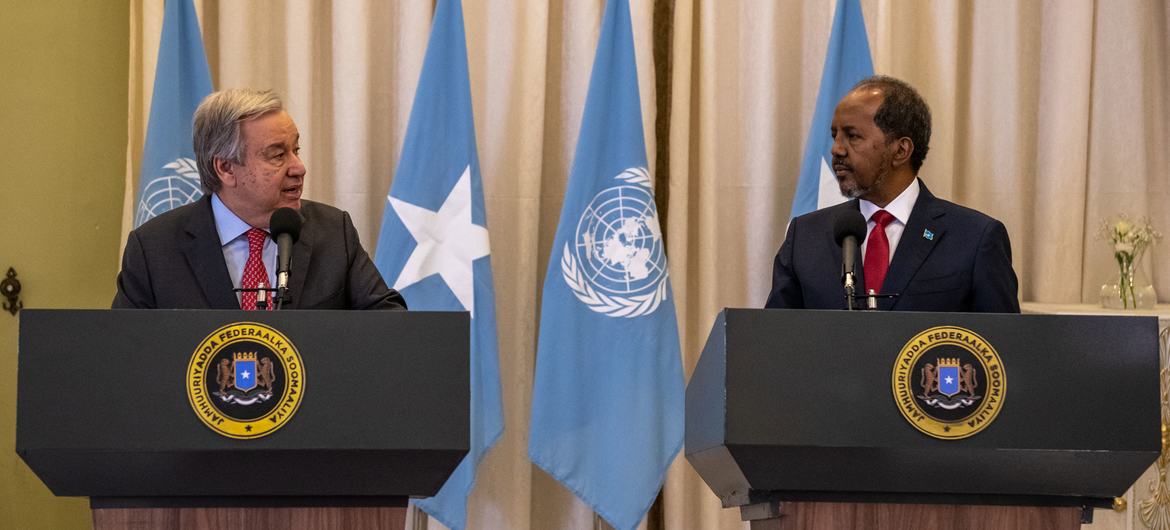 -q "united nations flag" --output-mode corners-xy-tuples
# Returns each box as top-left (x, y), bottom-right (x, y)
(528, 1), (684, 529)
(133, 0), (212, 227)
